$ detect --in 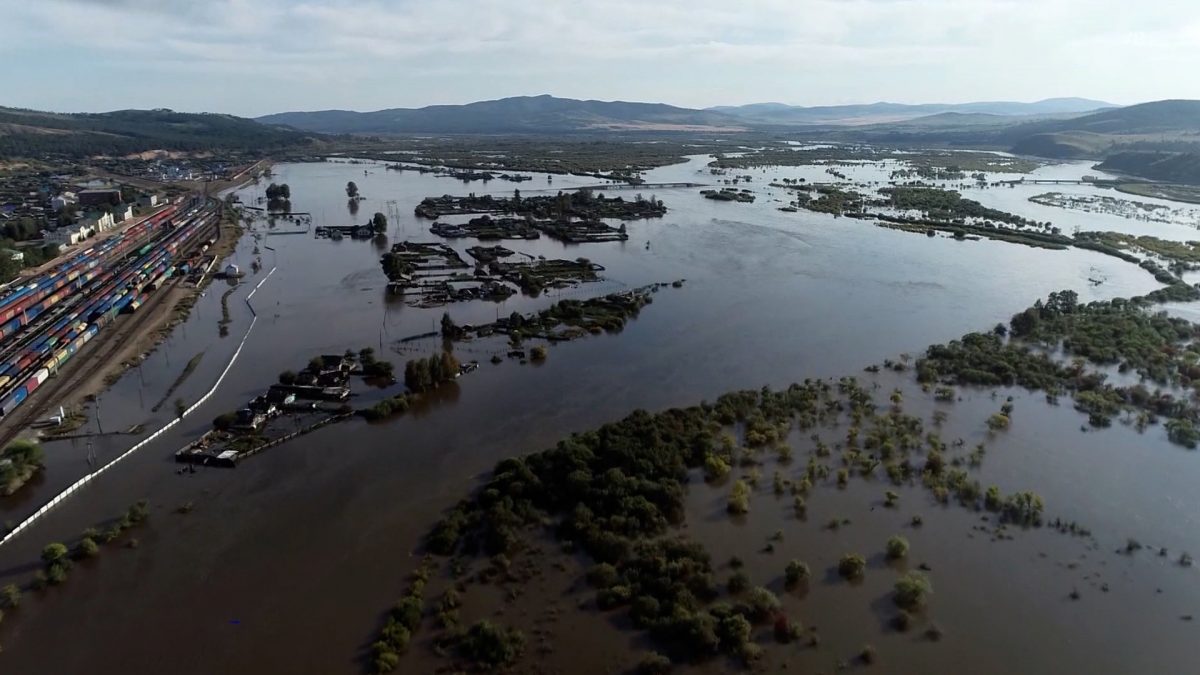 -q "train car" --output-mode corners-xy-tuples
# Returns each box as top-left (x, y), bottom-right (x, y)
(0, 203), (189, 418)
(0, 260), (95, 326)
(0, 219), (179, 340)
(146, 266), (175, 292)
(0, 386), (29, 415)
(126, 294), (145, 312)
(0, 315), (22, 341)
(25, 368), (49, 395)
